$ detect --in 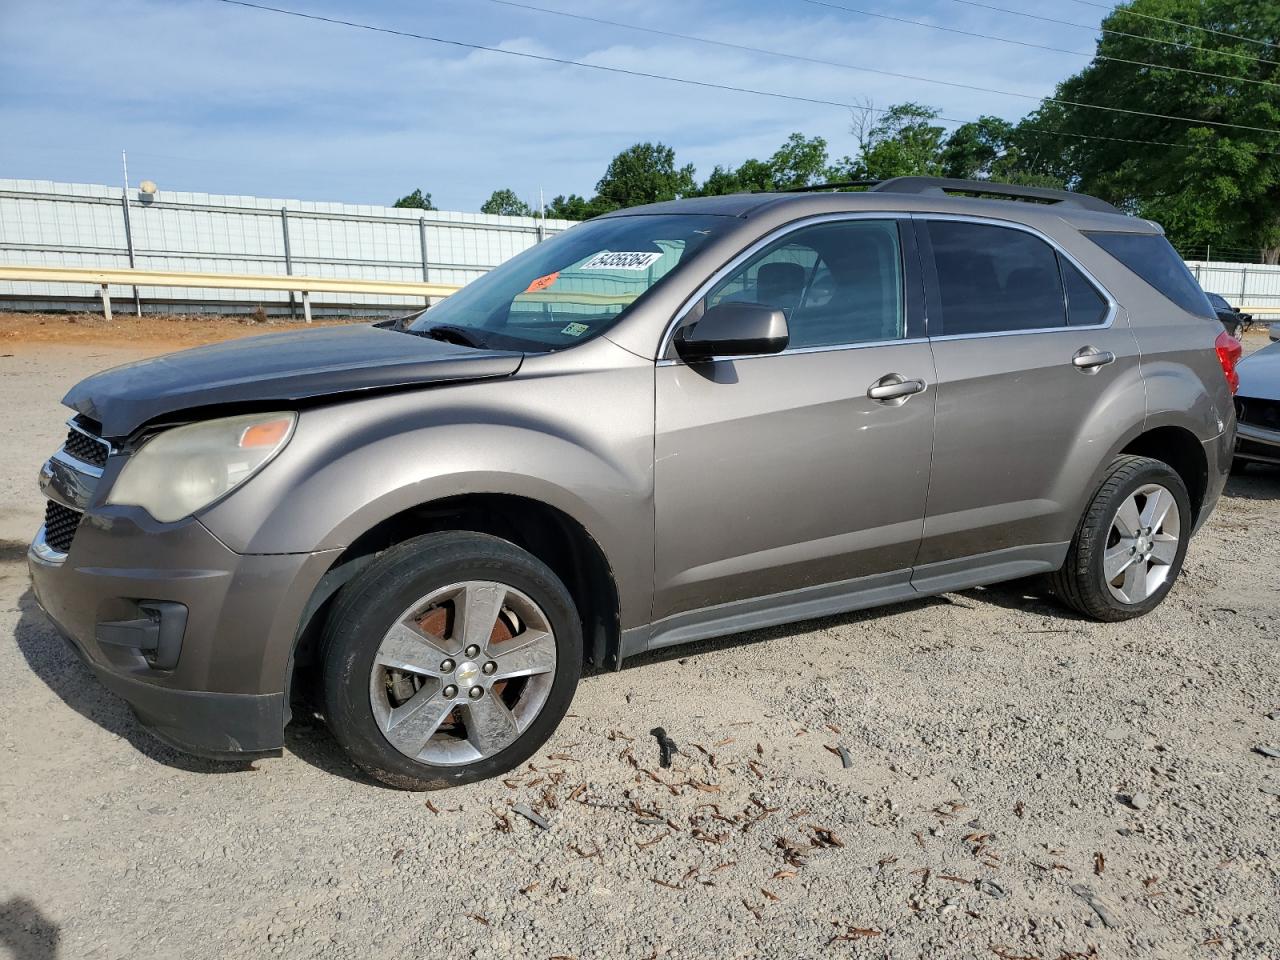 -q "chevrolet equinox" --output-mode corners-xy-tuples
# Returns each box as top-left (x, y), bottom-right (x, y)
(29, 178), (1239, 789)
